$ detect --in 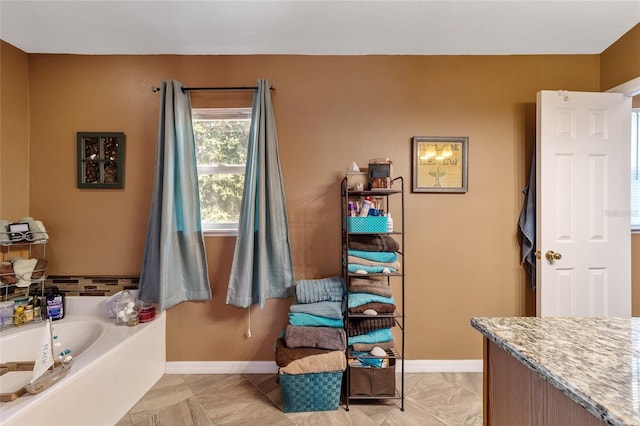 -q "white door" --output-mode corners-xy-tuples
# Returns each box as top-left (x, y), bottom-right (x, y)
(536, 90), (632, 317)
